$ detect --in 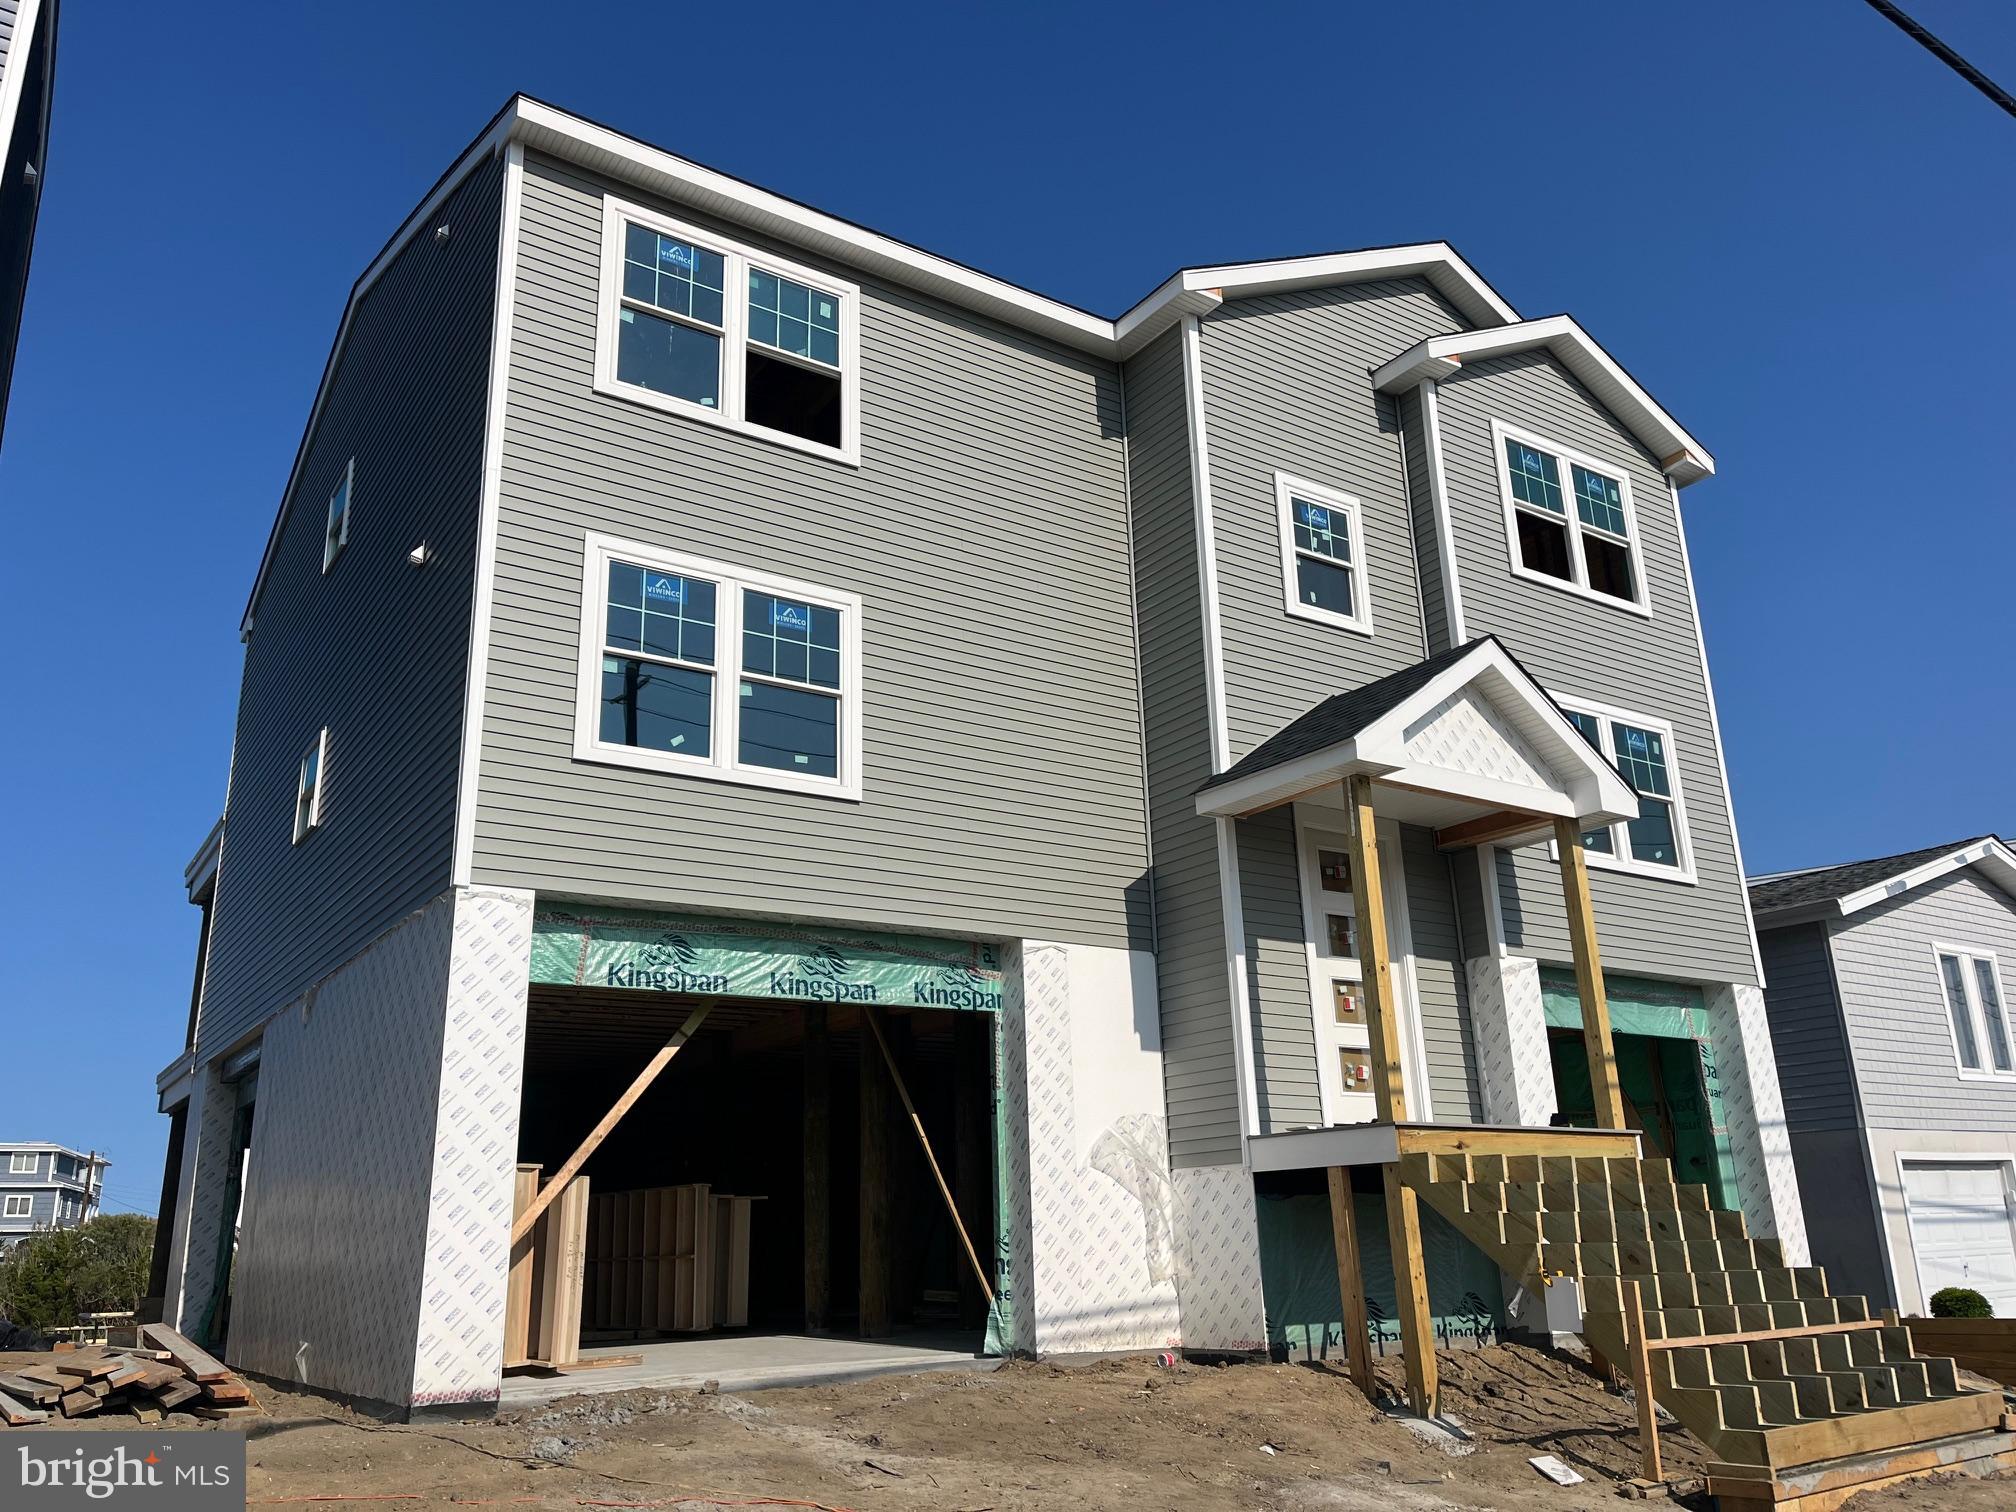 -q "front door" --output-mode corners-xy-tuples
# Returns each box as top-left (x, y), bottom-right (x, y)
(1298, 813), (1431, 1126)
